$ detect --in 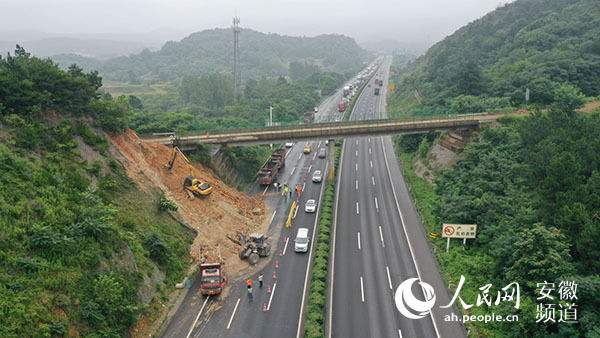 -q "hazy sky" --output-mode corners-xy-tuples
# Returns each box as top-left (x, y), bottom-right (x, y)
(1, 0), (515, 45)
